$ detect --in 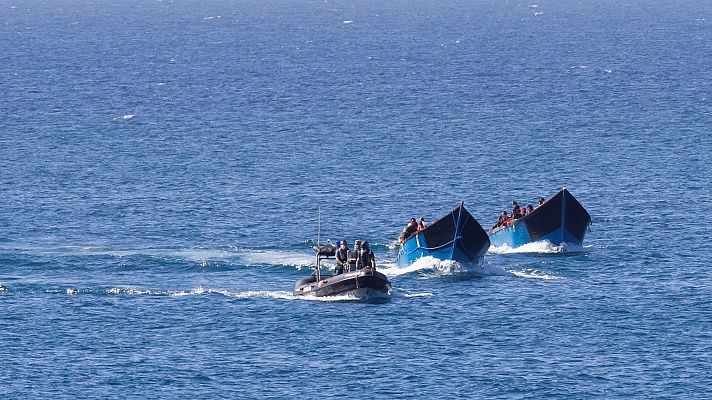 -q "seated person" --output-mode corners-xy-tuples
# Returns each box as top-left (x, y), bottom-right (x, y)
(358, 241), (376, 270)
(538, 197), (545, 207)
(334, 240), (349, 275)
(520, 207), (527, 217)
(527, 204), (534, 213)
(399, 218), (418, 242)
(417, 217), (427, 232)
(512, 204), (523, 220)
(491, 211), (508, 230)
